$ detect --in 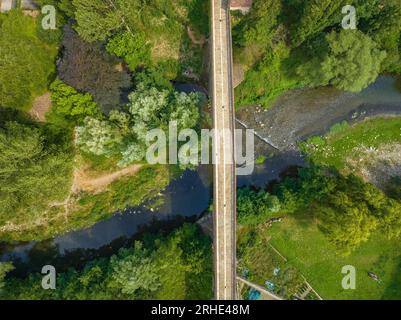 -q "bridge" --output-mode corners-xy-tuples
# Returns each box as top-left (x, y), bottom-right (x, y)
(211, 0), (237, 300)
